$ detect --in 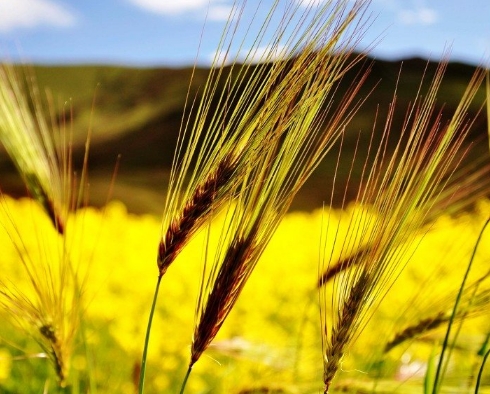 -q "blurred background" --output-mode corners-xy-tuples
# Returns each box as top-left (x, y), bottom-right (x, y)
(0, 0), (489, 214)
